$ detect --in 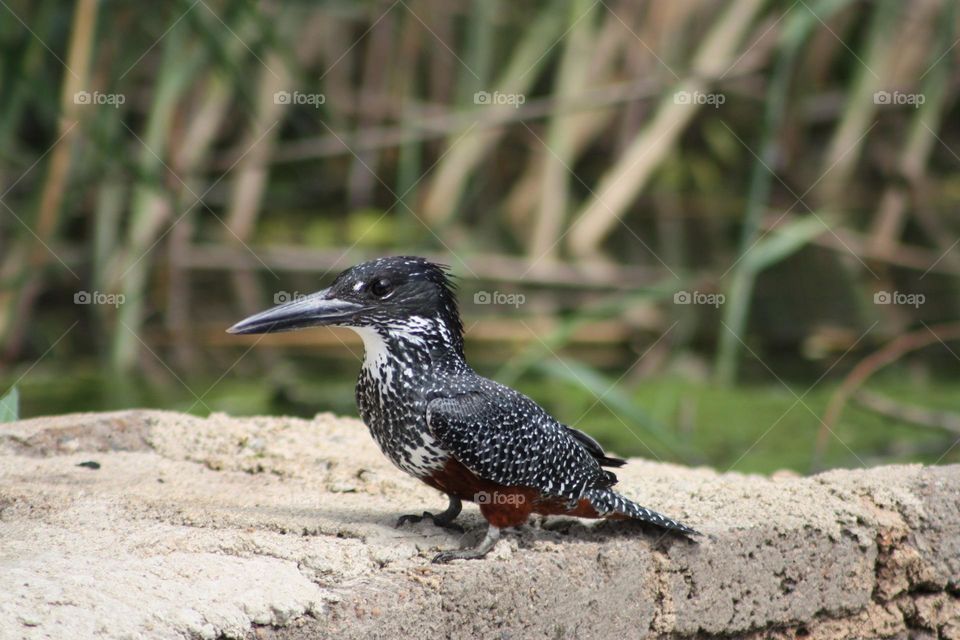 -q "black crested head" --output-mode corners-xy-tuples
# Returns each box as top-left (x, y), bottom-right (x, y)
(330, 255), (463, 334)
(227, 256), (464, 353)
